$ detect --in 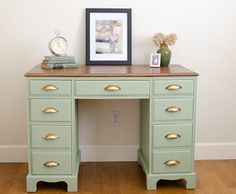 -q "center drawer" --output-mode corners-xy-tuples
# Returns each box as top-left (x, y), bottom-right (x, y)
(30, 99), (72, 122)
(75, 80), (149, 98)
